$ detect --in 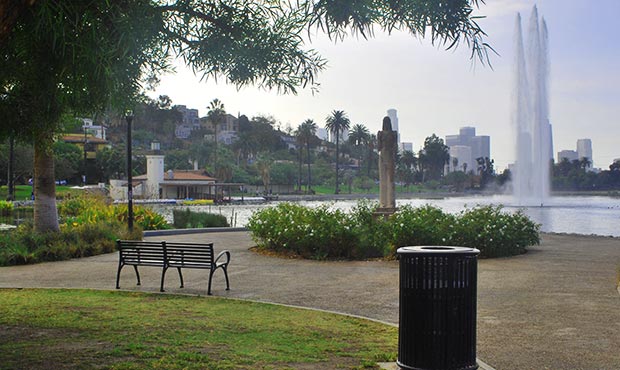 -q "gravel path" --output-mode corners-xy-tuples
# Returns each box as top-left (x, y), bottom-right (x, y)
(0, 232), (618, 369)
